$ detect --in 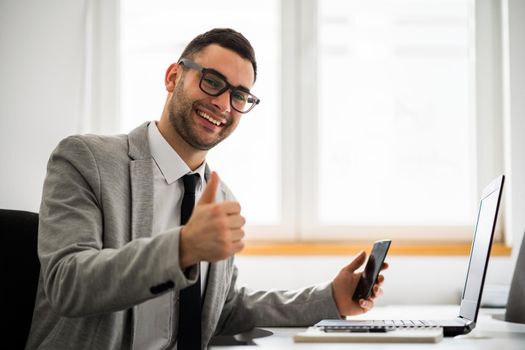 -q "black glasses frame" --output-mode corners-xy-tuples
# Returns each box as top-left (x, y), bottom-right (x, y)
(178, 58), (260, 114)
